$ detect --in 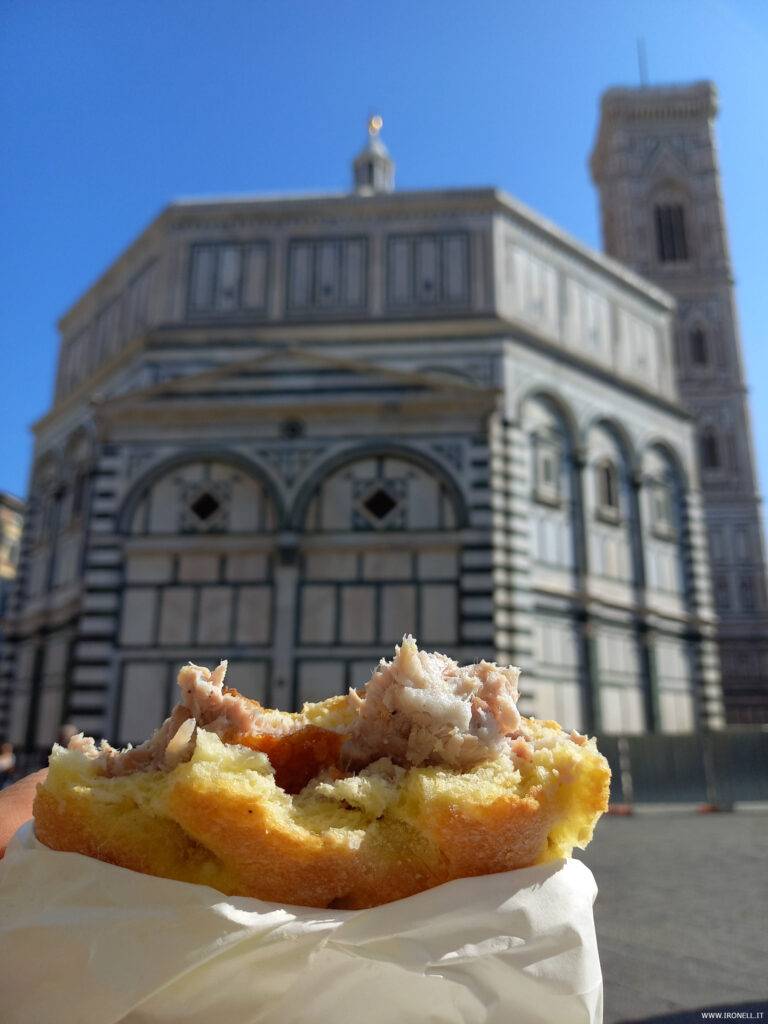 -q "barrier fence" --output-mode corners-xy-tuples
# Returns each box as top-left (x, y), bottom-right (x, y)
(596, 728), (768, 805)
